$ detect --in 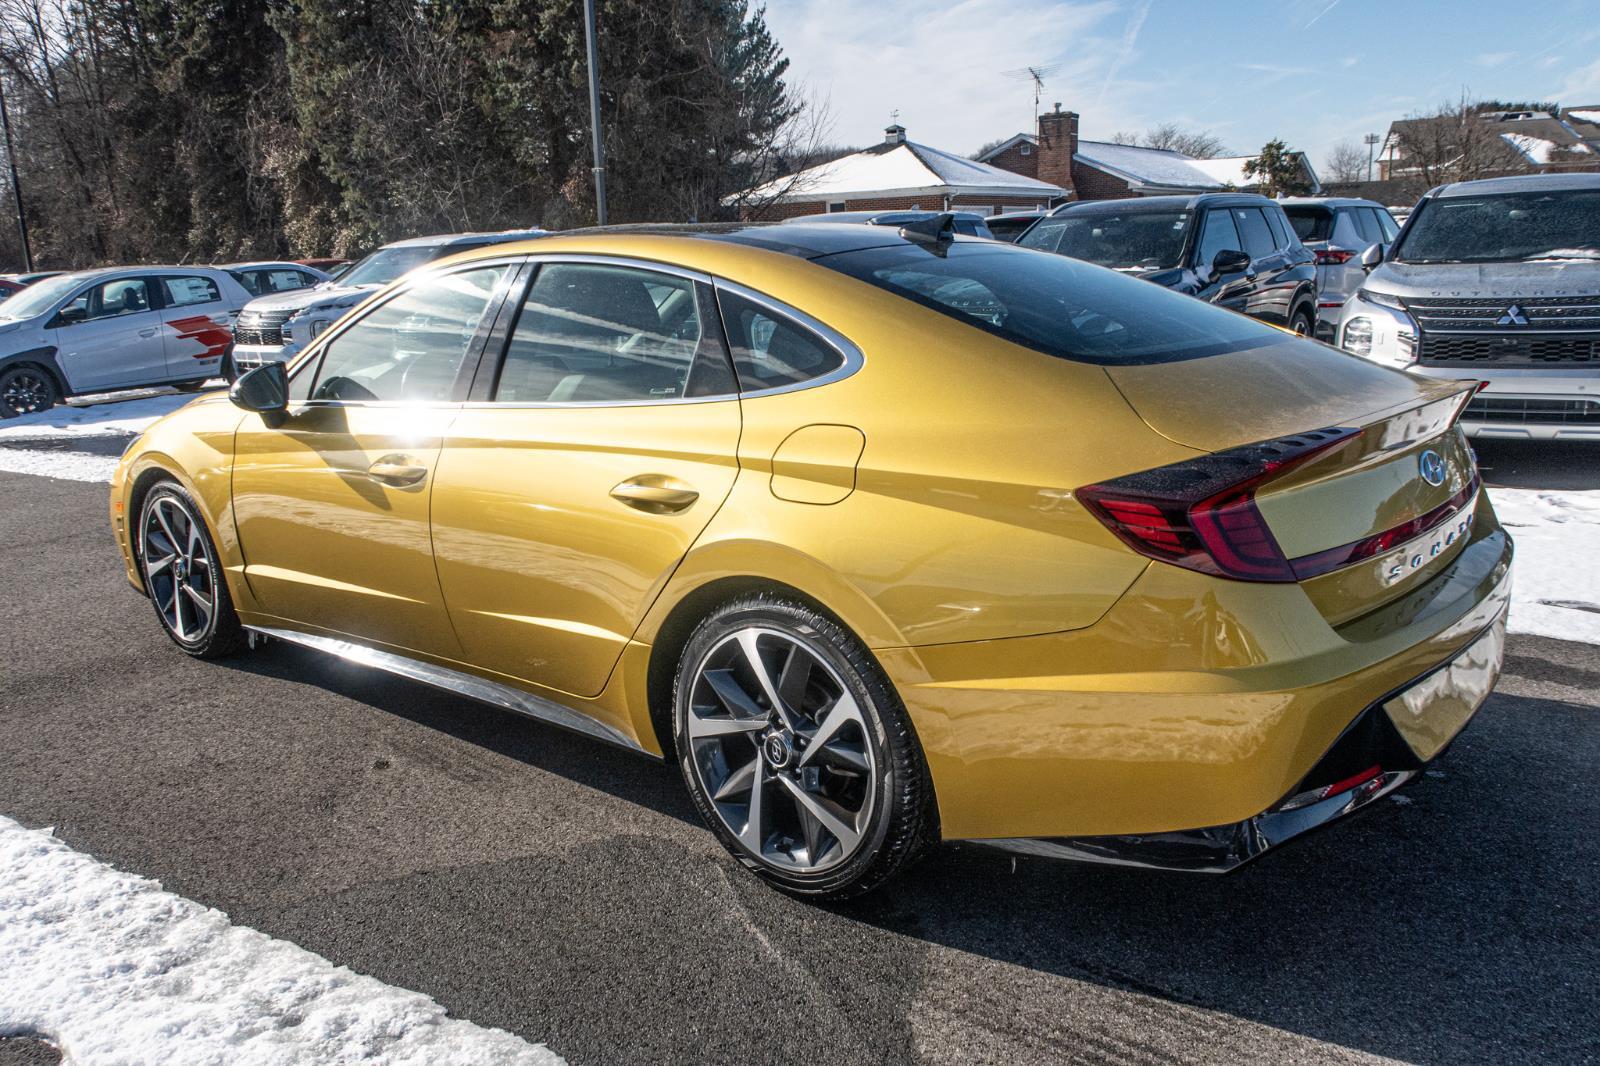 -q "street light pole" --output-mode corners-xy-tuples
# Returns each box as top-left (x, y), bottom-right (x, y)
(582, 0), (608, 225)
(1363, 132), (1380, 183)
(0, 75), (34, 274)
